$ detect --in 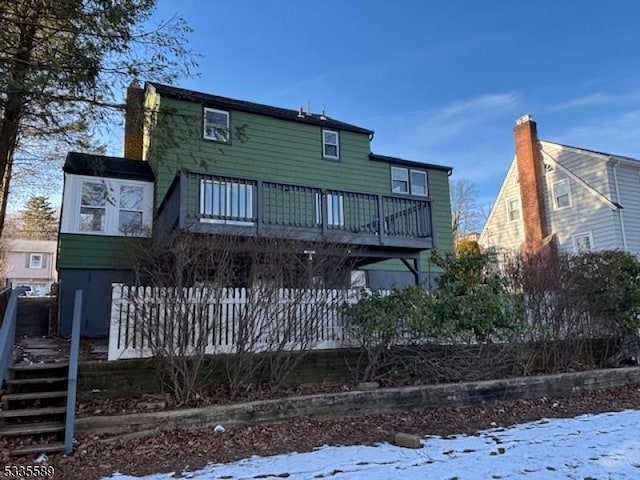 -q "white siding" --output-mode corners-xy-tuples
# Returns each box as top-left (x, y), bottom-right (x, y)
(479, 157), (524, 254)
(540, 142), (622, 254)
(609, 160), (640, 255)
(481, 141), (636, 257)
